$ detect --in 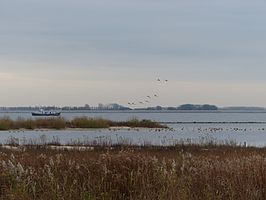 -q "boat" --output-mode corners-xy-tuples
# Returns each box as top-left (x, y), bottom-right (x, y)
(32, 109), (61, 116)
